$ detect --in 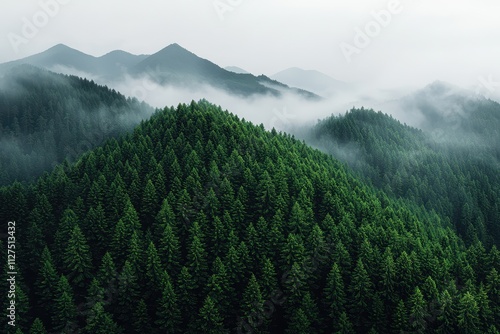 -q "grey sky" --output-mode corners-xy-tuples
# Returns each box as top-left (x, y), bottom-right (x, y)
(1, 0), (499, 91)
